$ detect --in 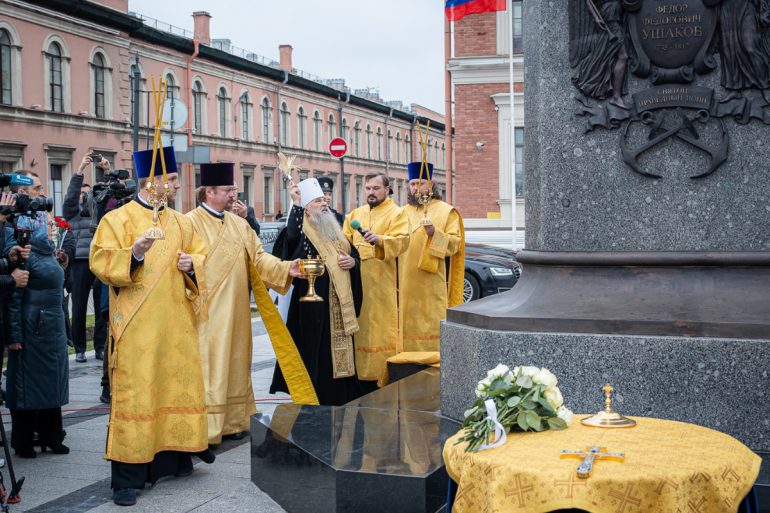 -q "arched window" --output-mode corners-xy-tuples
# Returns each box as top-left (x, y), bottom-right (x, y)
(365, 124), (372, 160)
(192, 80), (204, 134)
(435, 142), (440, 164)
(279, 102), (290, 146)
(387, 129), (393, 162)
(240, 91), (250, 140)
(328, 114), (336, 143)
(92, 53), (106, 118)
(341, 118), (349, 141)
(261, 97), (271, 143)
(297, 106), (307, 149)
(441, 144), (446, 168)
(0, 29), (13, 105)
(165, 73), (176, 100)
(395, 133), (402, 164)
(217, 86), (229, 137)
(353, 121), (361, 157)
(47, 42), (63, 112)
(313, 111), (322, 151)
(376, 127), (383, 161)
